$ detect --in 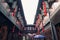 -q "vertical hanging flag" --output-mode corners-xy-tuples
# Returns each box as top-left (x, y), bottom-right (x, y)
(35, 14), (41, 28)
(42, 2), (47, 16)
(35, 14), (42, 34)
